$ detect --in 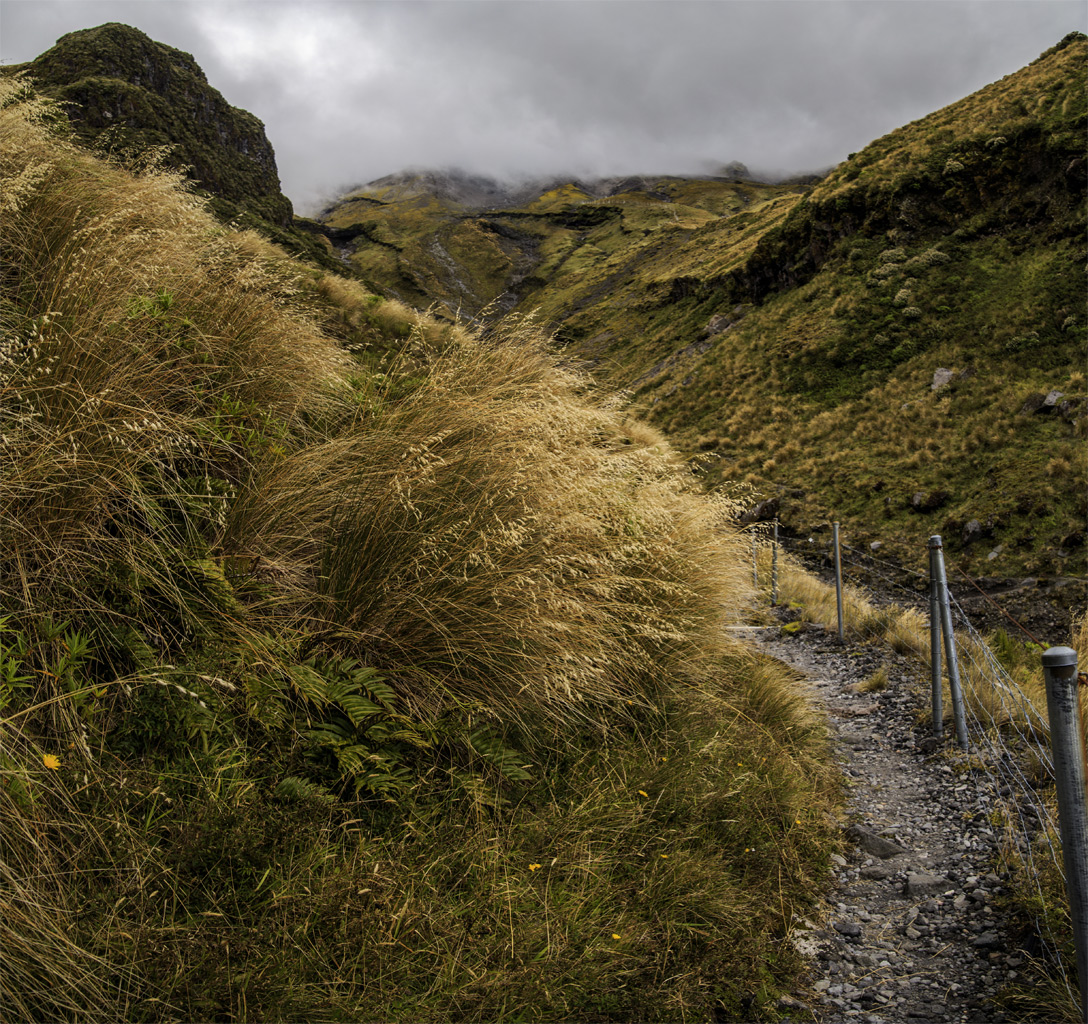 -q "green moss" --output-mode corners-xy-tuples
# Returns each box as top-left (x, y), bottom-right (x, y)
(23, 23), (293, 225)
